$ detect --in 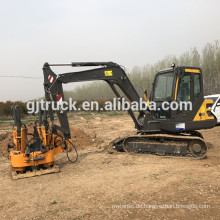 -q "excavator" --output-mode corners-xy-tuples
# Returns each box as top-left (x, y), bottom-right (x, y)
(8, 62), (216, 179)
